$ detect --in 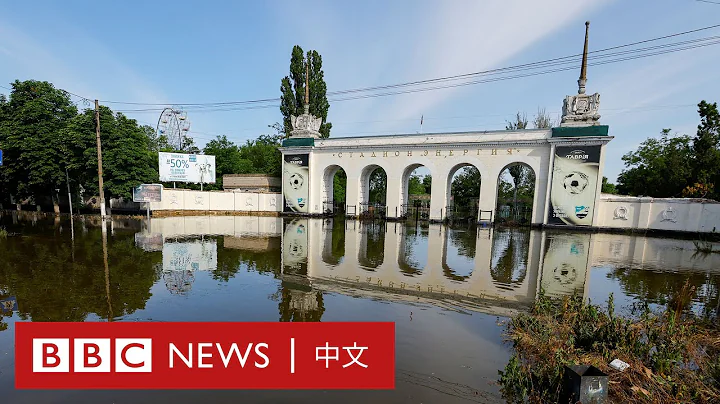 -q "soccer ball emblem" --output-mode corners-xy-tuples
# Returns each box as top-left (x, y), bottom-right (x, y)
(563, 171), (589, 195)
(289, 173), (304, 190)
